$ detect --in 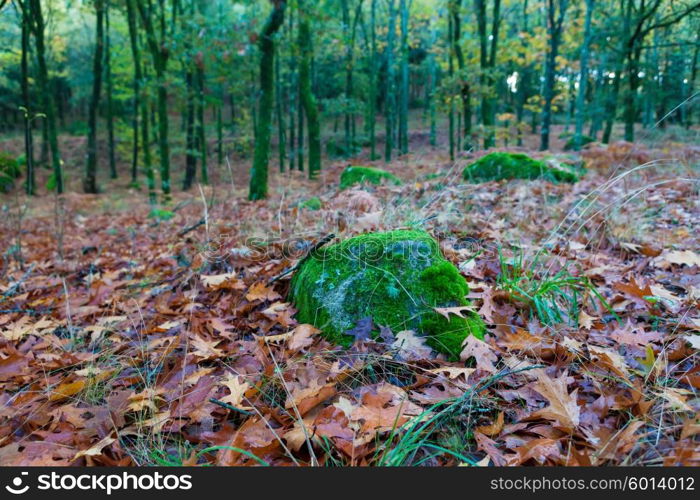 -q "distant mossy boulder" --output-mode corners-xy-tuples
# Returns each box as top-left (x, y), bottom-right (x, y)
(0, 152), (21, 191)
(289, 230), (485, 359)
(339, 166), (401, 190)
(462, 152), (580, 183)
(563, 134), (595, 151)
(299, 196), (322, 211)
